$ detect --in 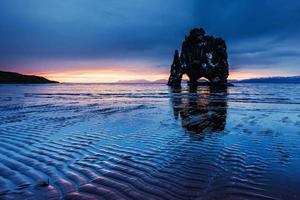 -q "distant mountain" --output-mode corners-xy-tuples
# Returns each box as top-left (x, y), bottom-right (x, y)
(152, 79), (168, 84)
(117, 79), (167, 84)
(233, 76), (300, 83)
(0, 71), (59, 84)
